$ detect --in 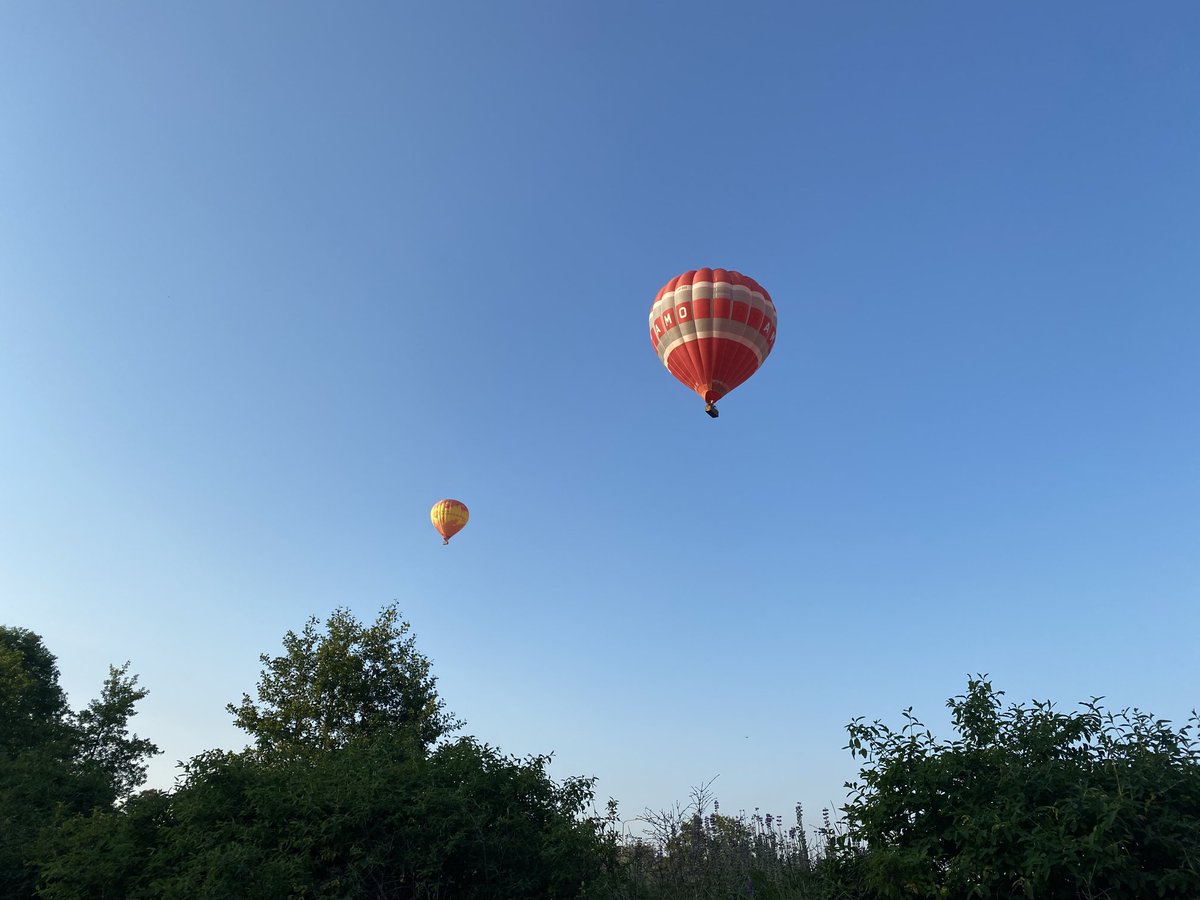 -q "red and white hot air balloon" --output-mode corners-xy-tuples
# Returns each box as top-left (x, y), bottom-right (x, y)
(648, 268), (777, 417)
